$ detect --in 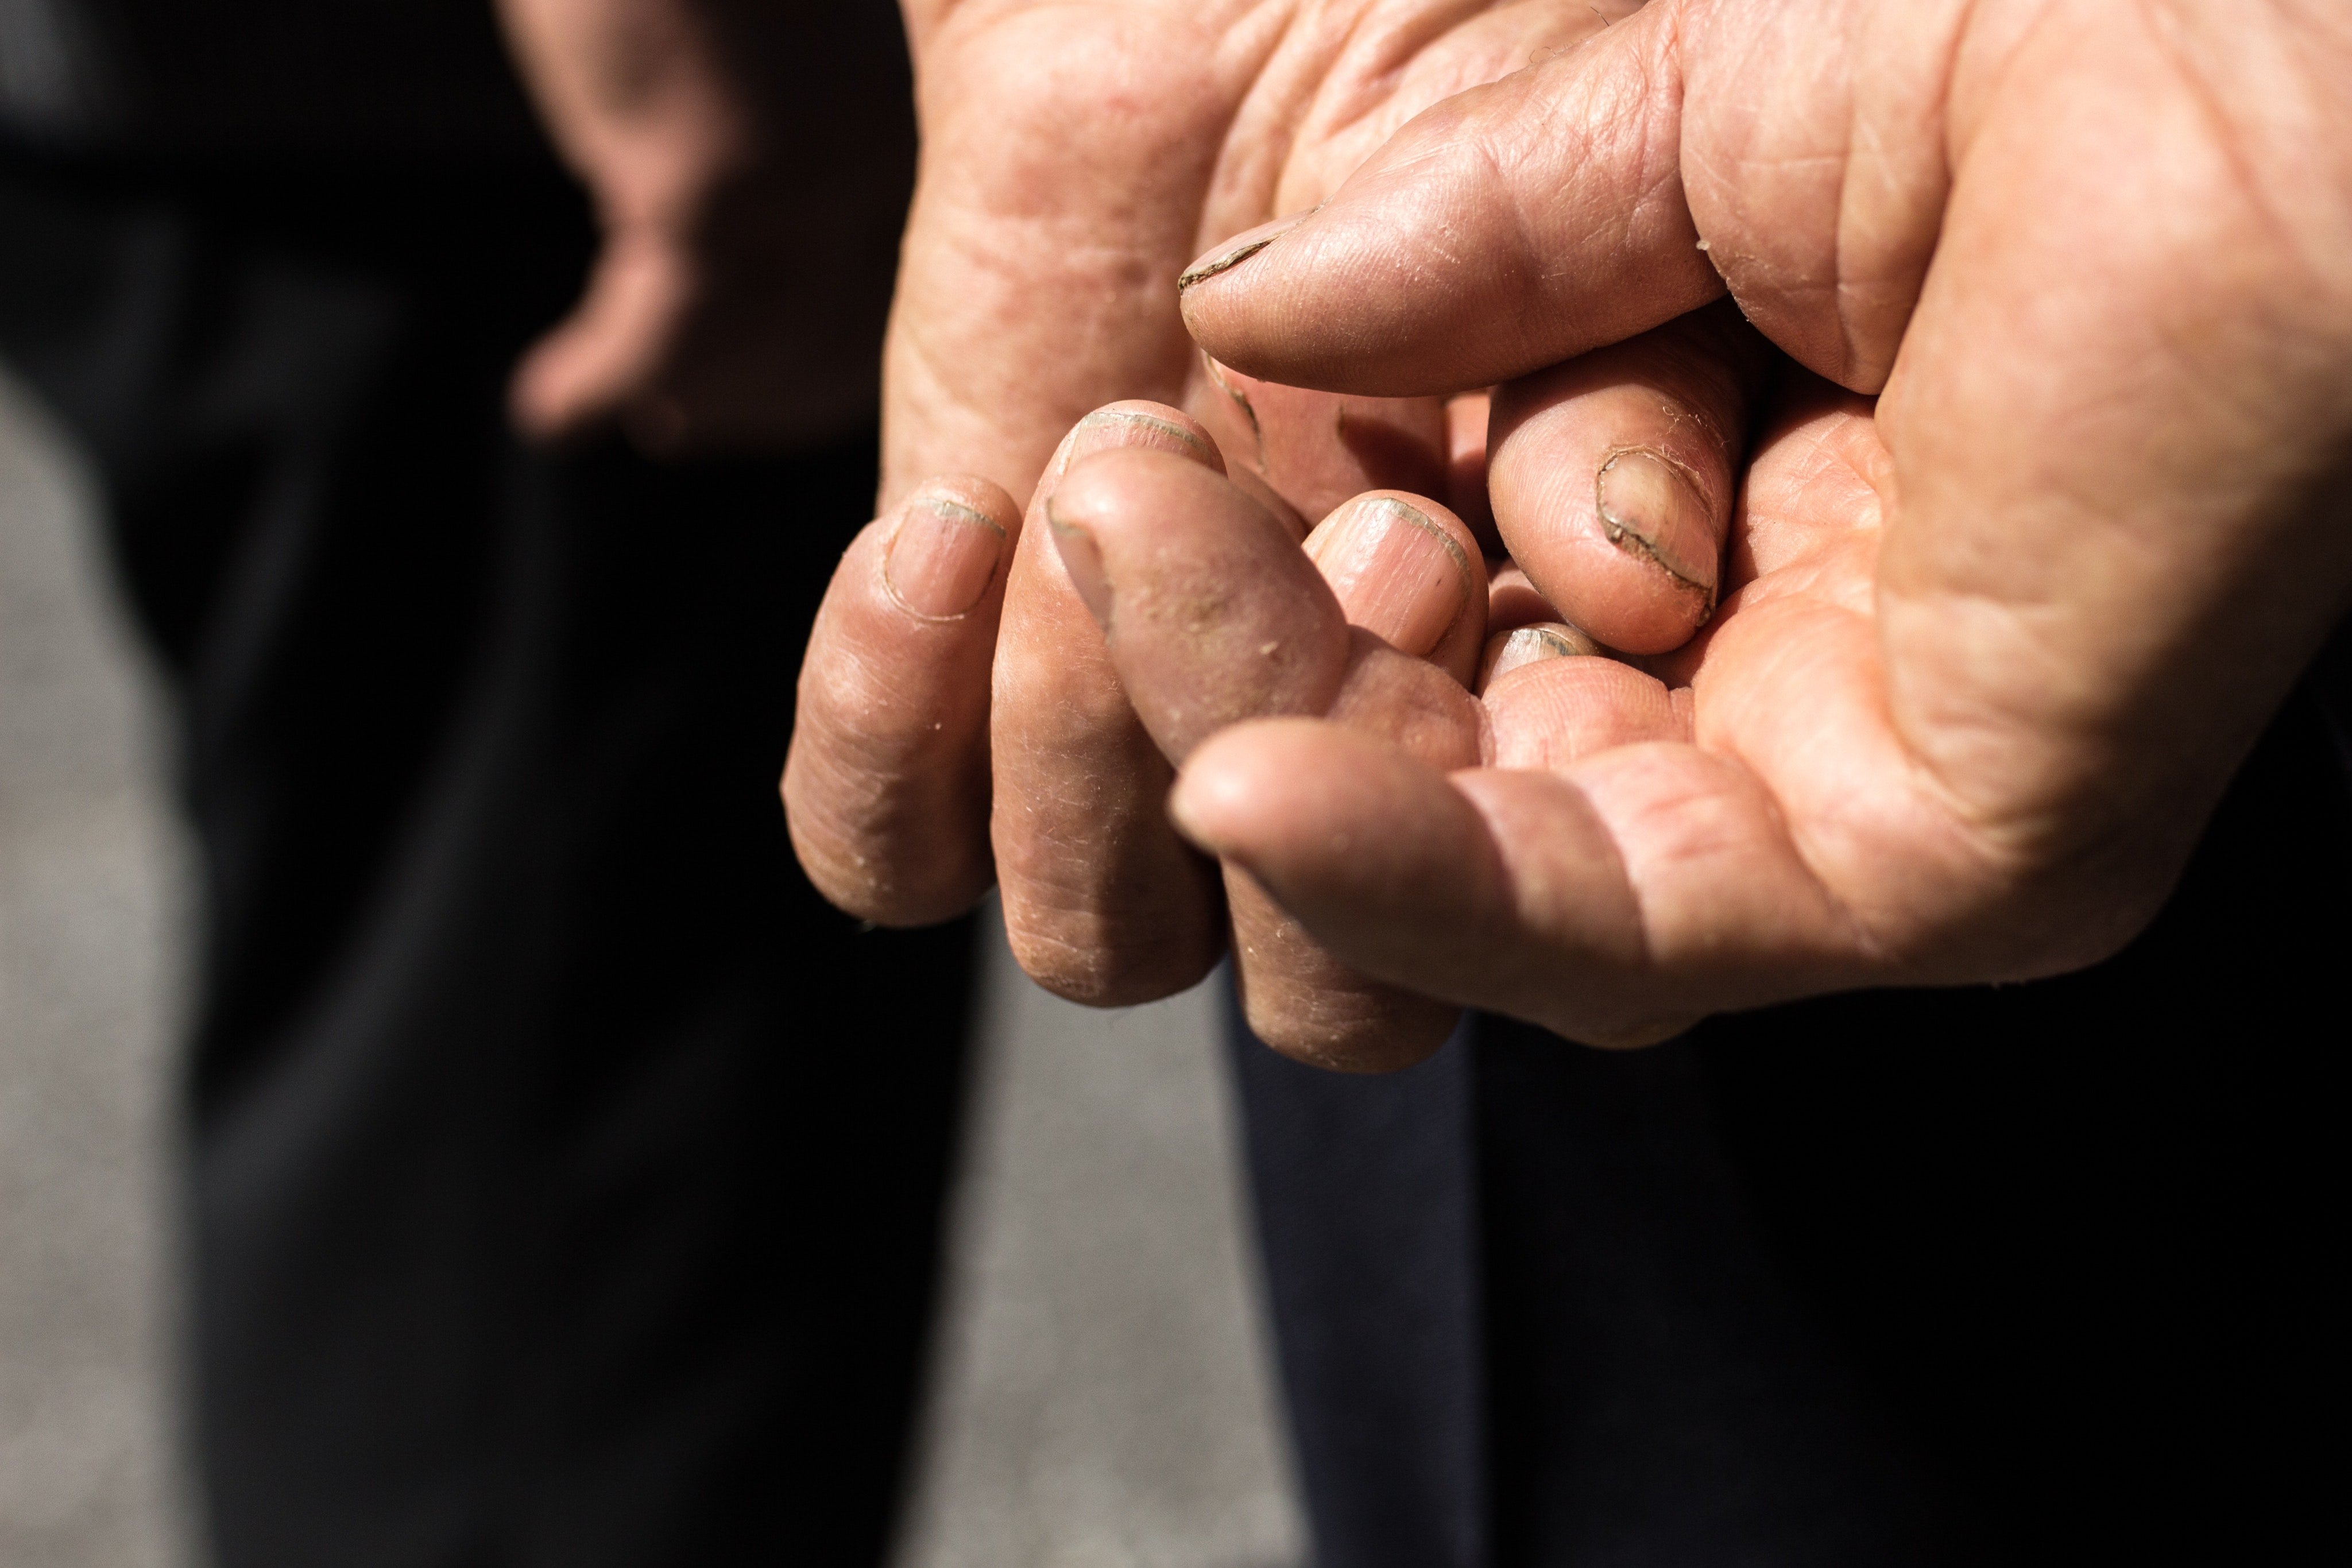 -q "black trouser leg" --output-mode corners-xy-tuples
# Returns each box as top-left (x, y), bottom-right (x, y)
(0, 152), (972, 1567)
